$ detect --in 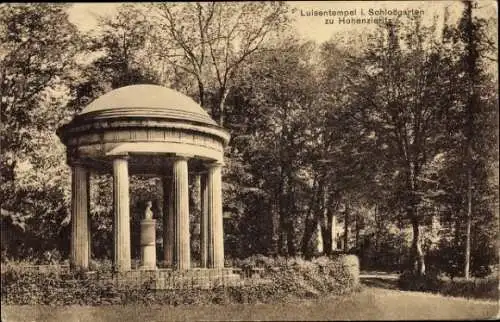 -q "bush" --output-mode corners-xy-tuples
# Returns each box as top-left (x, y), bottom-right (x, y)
(226, 255), (360, 303)
(1, 255), (360, 305)
(398, 270), (441, 292)
(398, 270), (498, 300)
(439, 276), (499, 300)
(340, 255), (360, 286)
